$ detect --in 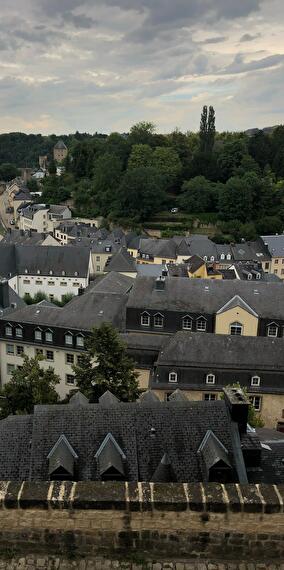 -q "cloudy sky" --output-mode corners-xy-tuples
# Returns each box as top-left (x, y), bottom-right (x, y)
(0, 0), (283, 134)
